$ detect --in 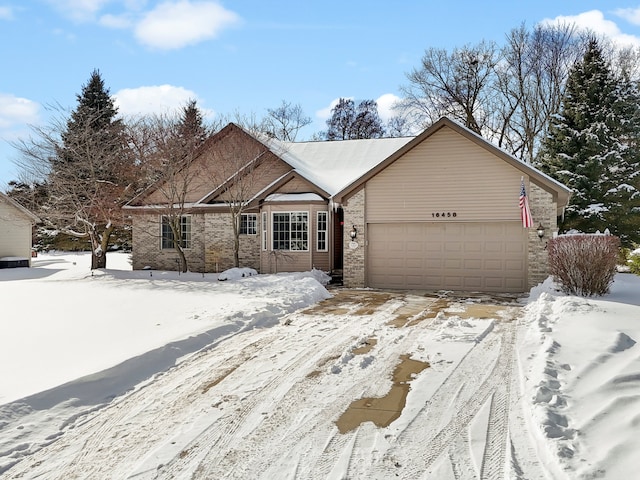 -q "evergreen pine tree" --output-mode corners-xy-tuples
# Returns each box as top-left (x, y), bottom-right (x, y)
(49, 69), (134, 268)
(537, 38), (640, 245)
(177, 99), (210, 147)
(602, 74), (640, 245)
